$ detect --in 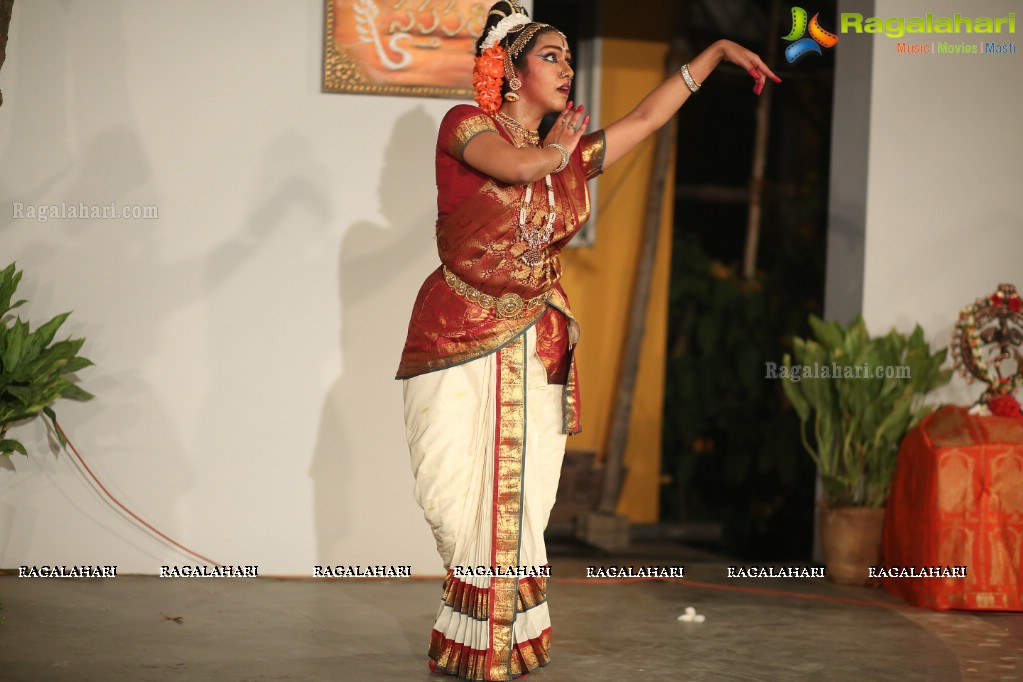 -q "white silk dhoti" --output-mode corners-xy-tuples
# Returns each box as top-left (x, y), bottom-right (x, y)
(404, 326), (567, 680)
